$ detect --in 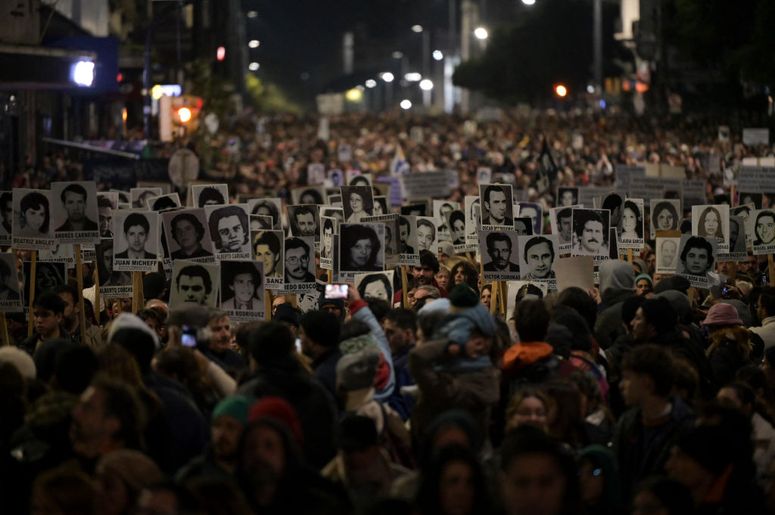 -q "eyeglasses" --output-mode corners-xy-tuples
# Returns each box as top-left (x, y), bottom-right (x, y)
(286, 255), (309, 265)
